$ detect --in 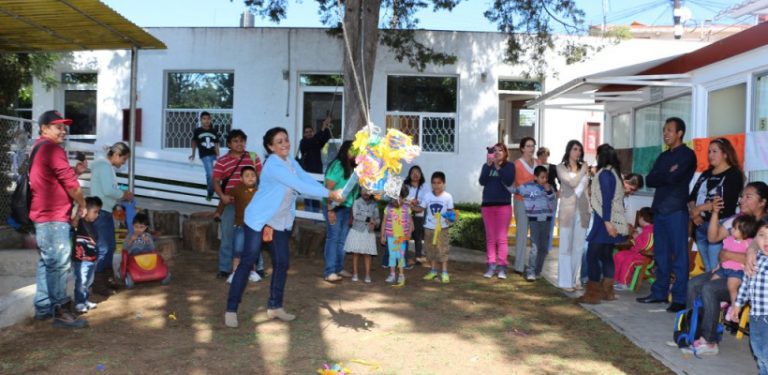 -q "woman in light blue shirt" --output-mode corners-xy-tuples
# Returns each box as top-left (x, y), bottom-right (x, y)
(225, 127), (342, 327)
